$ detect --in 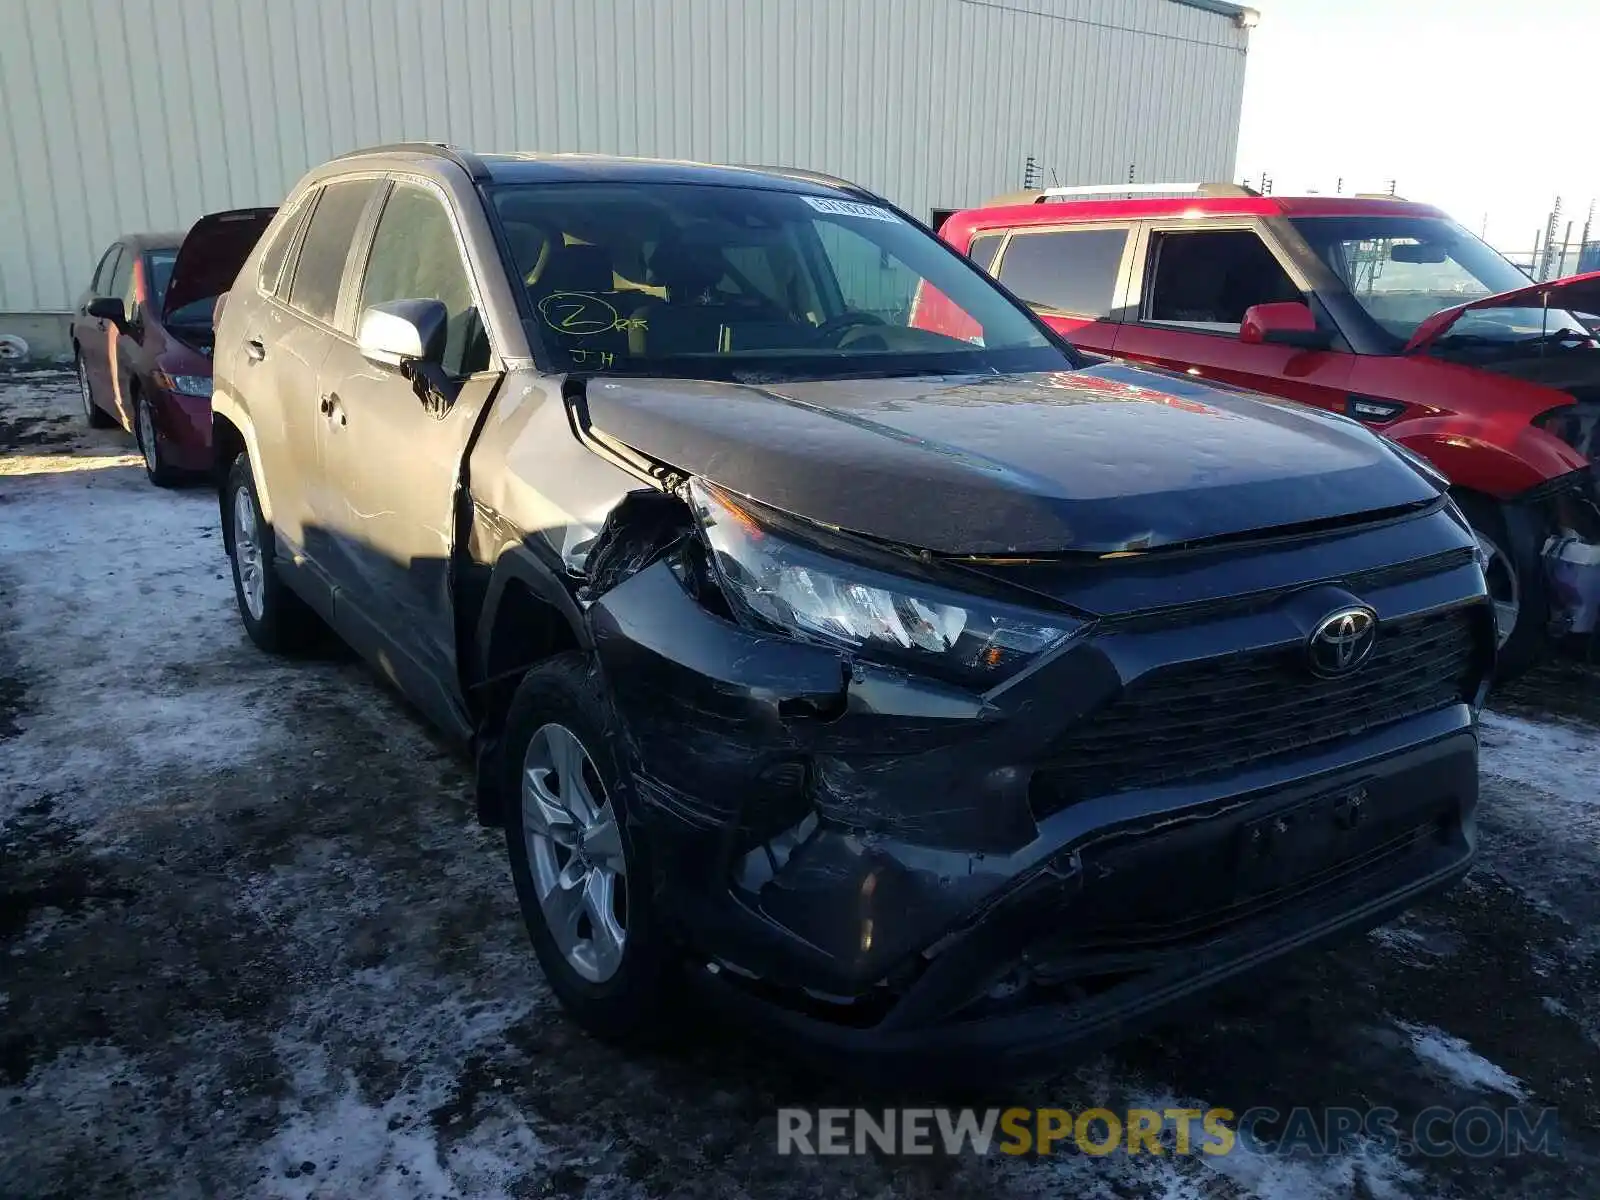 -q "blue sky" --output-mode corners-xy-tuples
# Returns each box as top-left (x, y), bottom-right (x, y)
(1236, 0), (1600, 257)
